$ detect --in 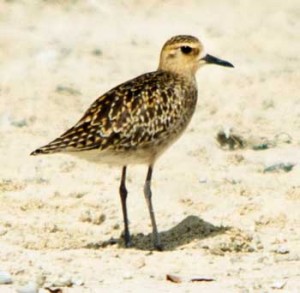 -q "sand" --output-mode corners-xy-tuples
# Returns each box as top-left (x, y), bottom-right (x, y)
(0, 0), (299, 292)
